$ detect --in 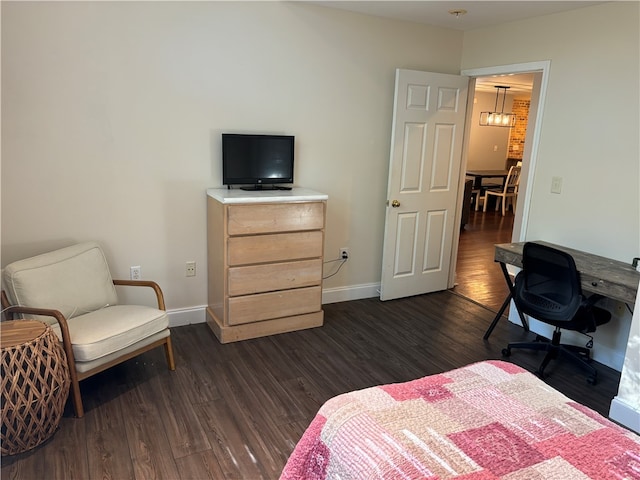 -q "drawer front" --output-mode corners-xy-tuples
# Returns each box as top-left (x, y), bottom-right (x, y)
(228, 259), (322, 296)
(227, 202), (325, 235)
(228, 231), (323, 266)
(227, 286), (322, 325)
